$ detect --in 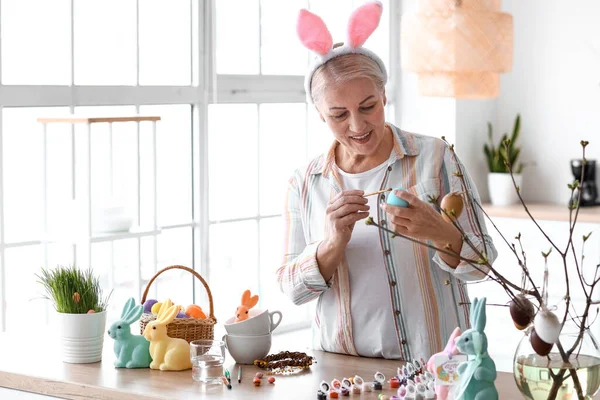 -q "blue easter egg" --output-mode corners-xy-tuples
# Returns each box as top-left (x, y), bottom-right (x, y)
(176, 312), (189, 319)
(386, 188), (409, 207)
